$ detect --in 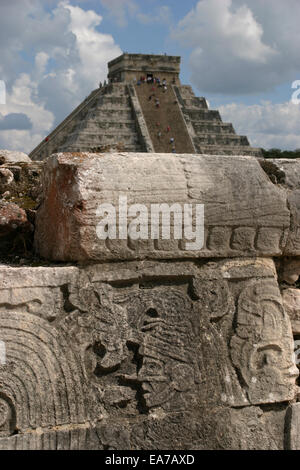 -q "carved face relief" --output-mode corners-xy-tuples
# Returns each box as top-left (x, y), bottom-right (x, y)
(231, 279), (298, 404)
(136, 330), (195, 410)
(111, 282), (248, 410)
